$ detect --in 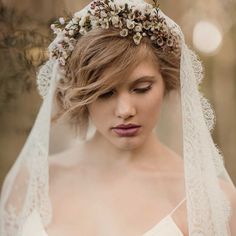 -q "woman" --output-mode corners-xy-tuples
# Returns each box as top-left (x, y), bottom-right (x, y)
(0, 0), (235, 235)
